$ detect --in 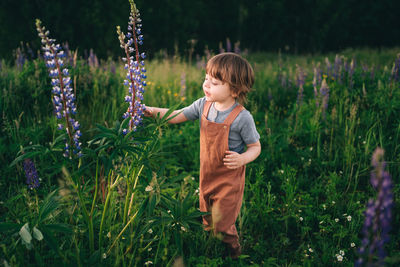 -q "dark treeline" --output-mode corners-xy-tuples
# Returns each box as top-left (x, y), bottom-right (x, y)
(1, 0), (400, 61)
